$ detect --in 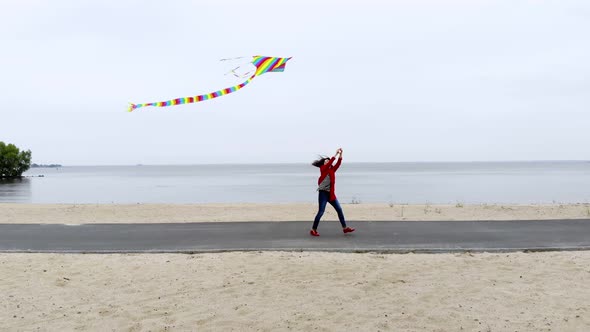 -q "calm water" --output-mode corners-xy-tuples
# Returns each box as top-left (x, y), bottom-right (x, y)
(1, 162), (589, 204)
